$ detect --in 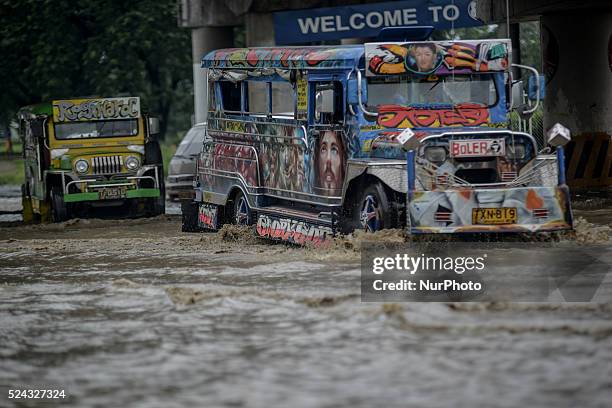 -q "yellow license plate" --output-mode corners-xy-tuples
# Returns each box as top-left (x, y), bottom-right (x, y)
(472, 207), (517, 225)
